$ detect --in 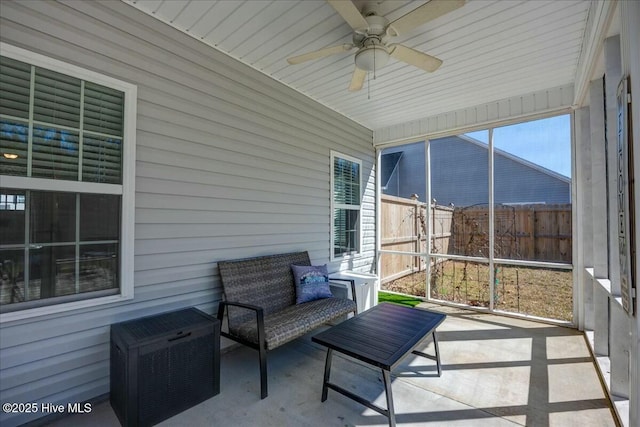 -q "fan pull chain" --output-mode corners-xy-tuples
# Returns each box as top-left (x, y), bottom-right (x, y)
(368, 48), (376, 100)
(373, 47), (376, 80)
